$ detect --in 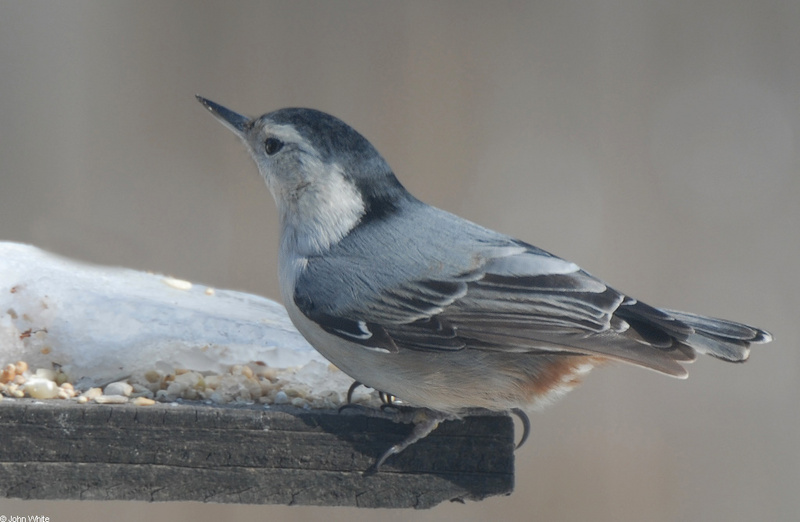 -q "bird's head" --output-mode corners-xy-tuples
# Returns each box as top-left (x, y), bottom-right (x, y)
(197, 97), (409, 254)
